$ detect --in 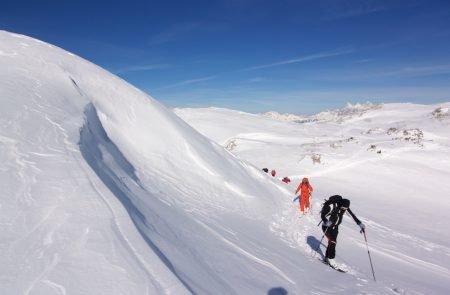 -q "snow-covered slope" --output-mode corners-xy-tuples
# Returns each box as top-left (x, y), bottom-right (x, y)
(1, 31), (392, 295)
(0, 31), (289, 294)
(175, 102), (450, 294)
(2, 30), (449, 294)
